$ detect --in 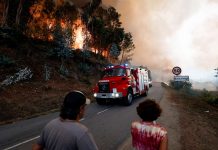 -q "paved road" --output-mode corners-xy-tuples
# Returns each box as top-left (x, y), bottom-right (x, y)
(0, 82), (164, 150)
